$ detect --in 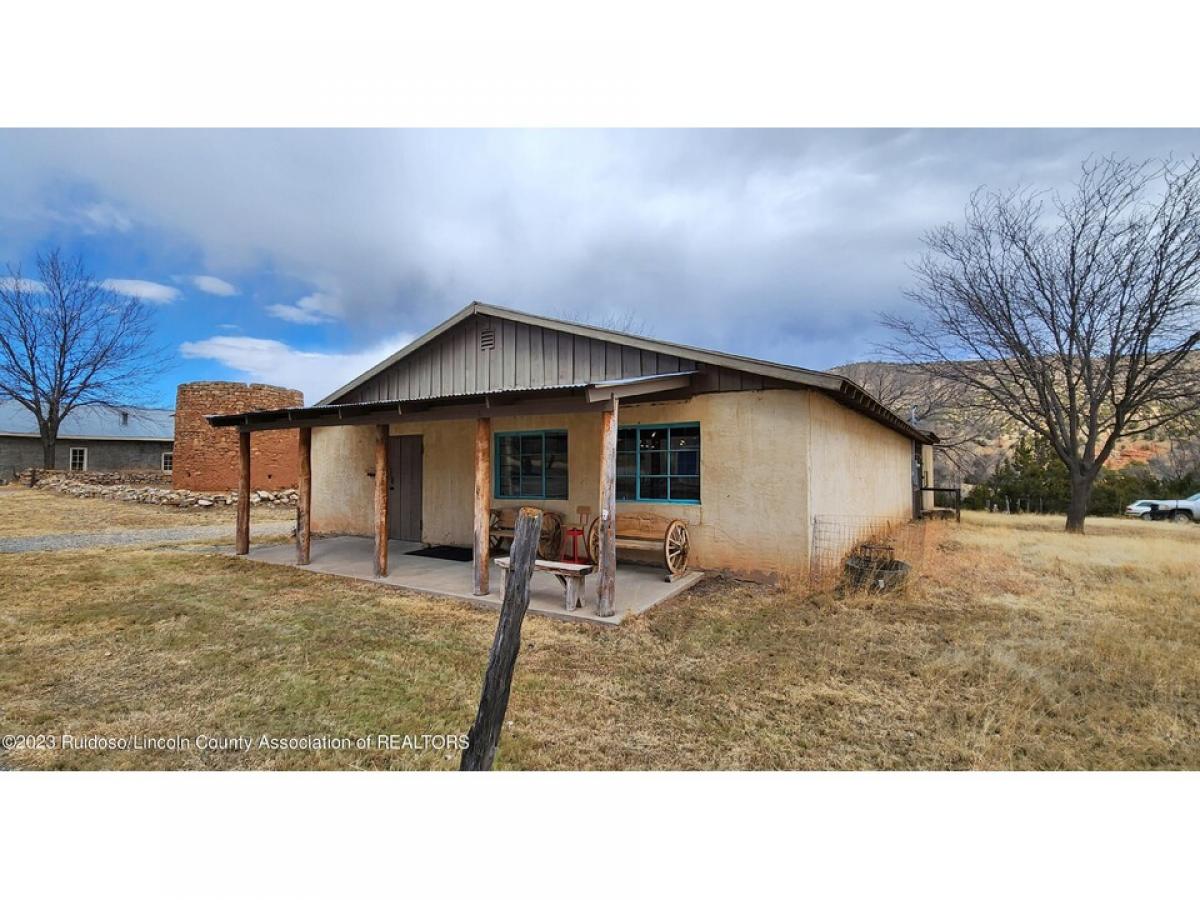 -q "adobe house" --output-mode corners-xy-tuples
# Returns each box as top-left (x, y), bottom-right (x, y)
(209, 303), (937, 621)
